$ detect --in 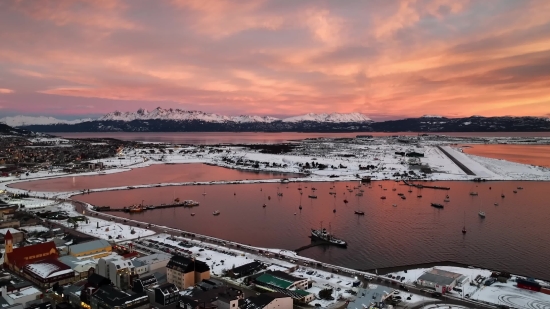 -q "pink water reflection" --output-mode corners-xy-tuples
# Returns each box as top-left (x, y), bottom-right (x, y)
(11, 163), (299, 192)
